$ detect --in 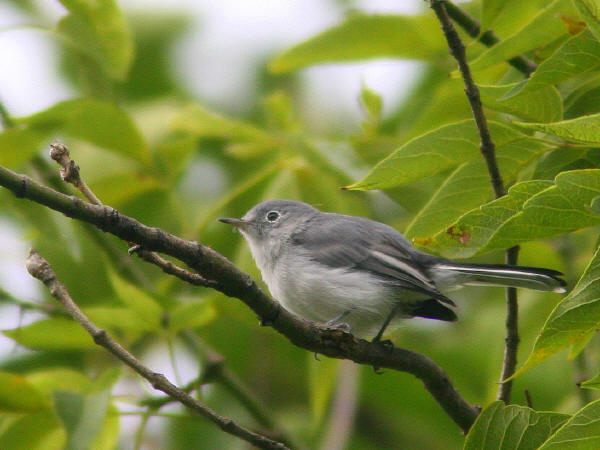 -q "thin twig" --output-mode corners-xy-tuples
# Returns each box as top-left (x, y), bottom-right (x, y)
(25, 249), (288, 450)
(430, 0), (504, 199)
(0, 165), (480, 432)
(48, 142), (215, 288)
(430, 0), (521, 404)
(443, 1), (537, 77)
